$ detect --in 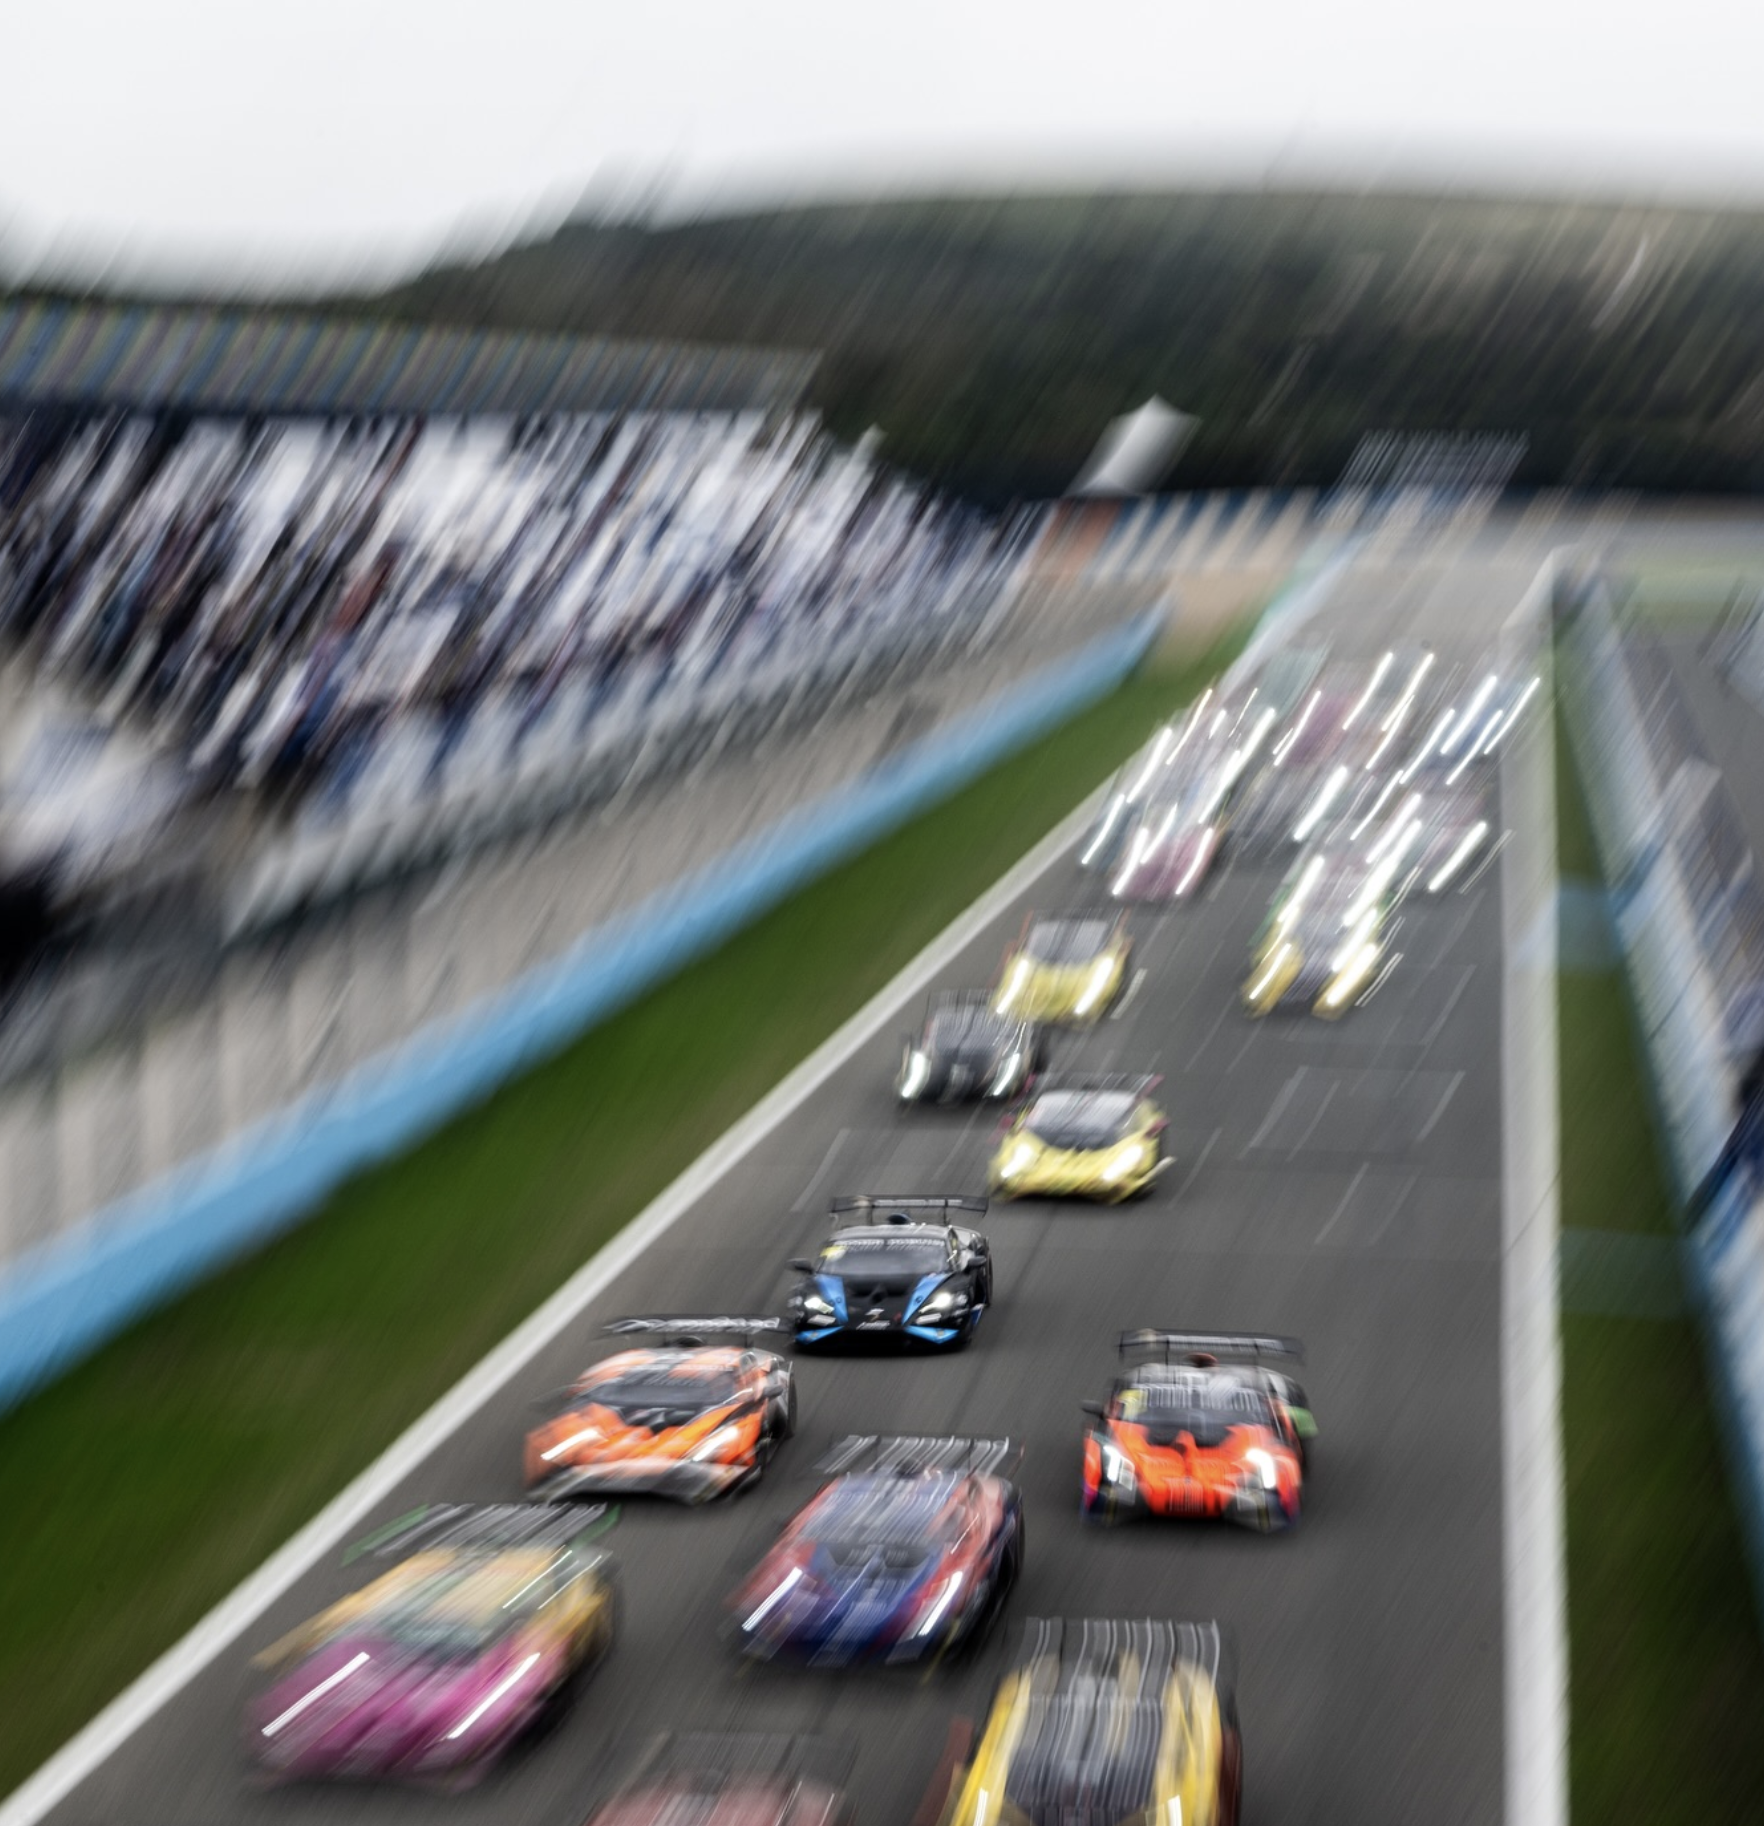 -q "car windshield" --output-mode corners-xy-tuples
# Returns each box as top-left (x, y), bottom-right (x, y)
(366, 1553), (553, 1656)
(926, 1005), (1006, 1048)
(1022, 920), (1112, 964)
(576, 1361), (745, 1416)
(1025, 1091), (1138, 1149)
(818, 1235), (948, 1276)
(811, 1474), (961, 1561)
(1115, 1379), (1273, 1440)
